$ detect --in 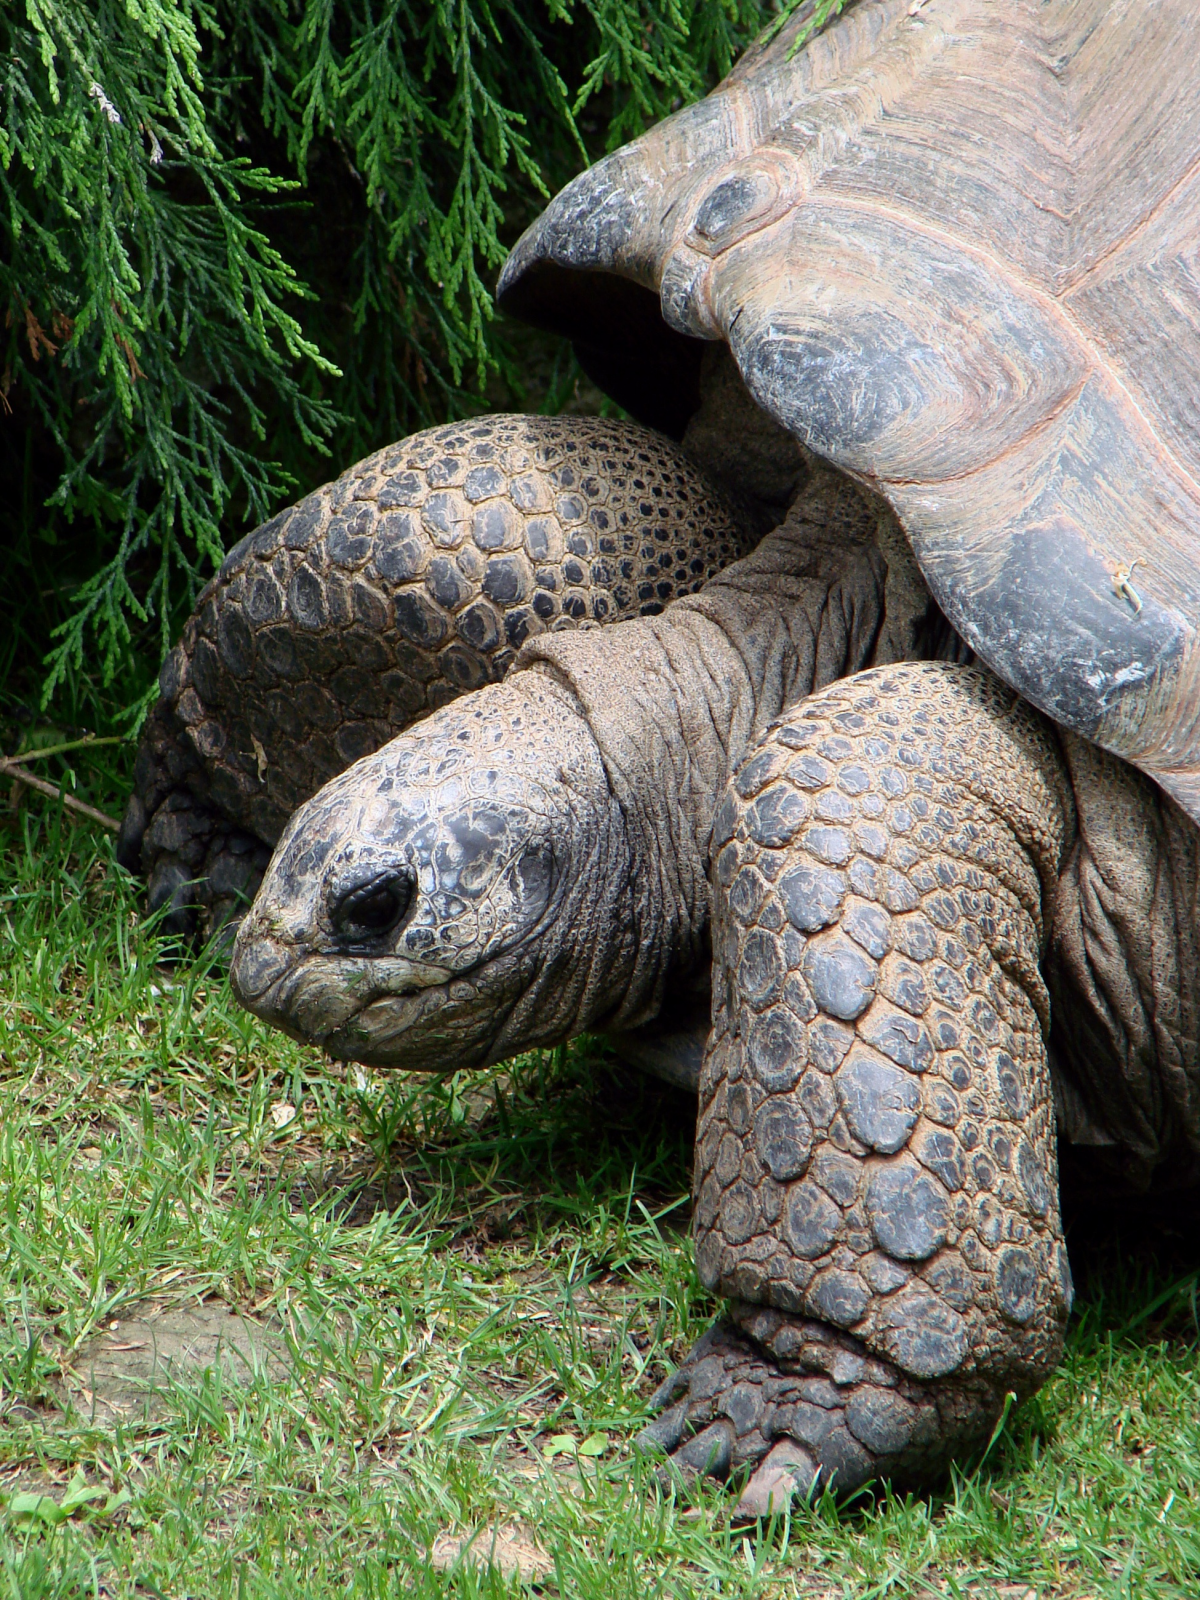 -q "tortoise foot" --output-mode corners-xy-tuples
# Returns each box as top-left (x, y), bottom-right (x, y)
(131, 789), (270, 945)
(638, 1304), (1001, 1517)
